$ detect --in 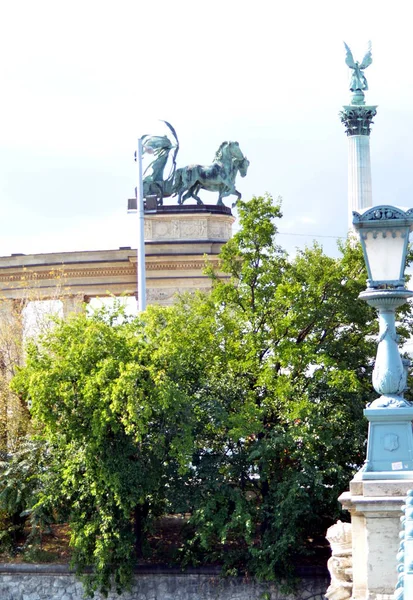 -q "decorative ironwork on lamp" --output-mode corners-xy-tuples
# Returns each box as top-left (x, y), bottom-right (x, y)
(353, 206), (413, 289)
